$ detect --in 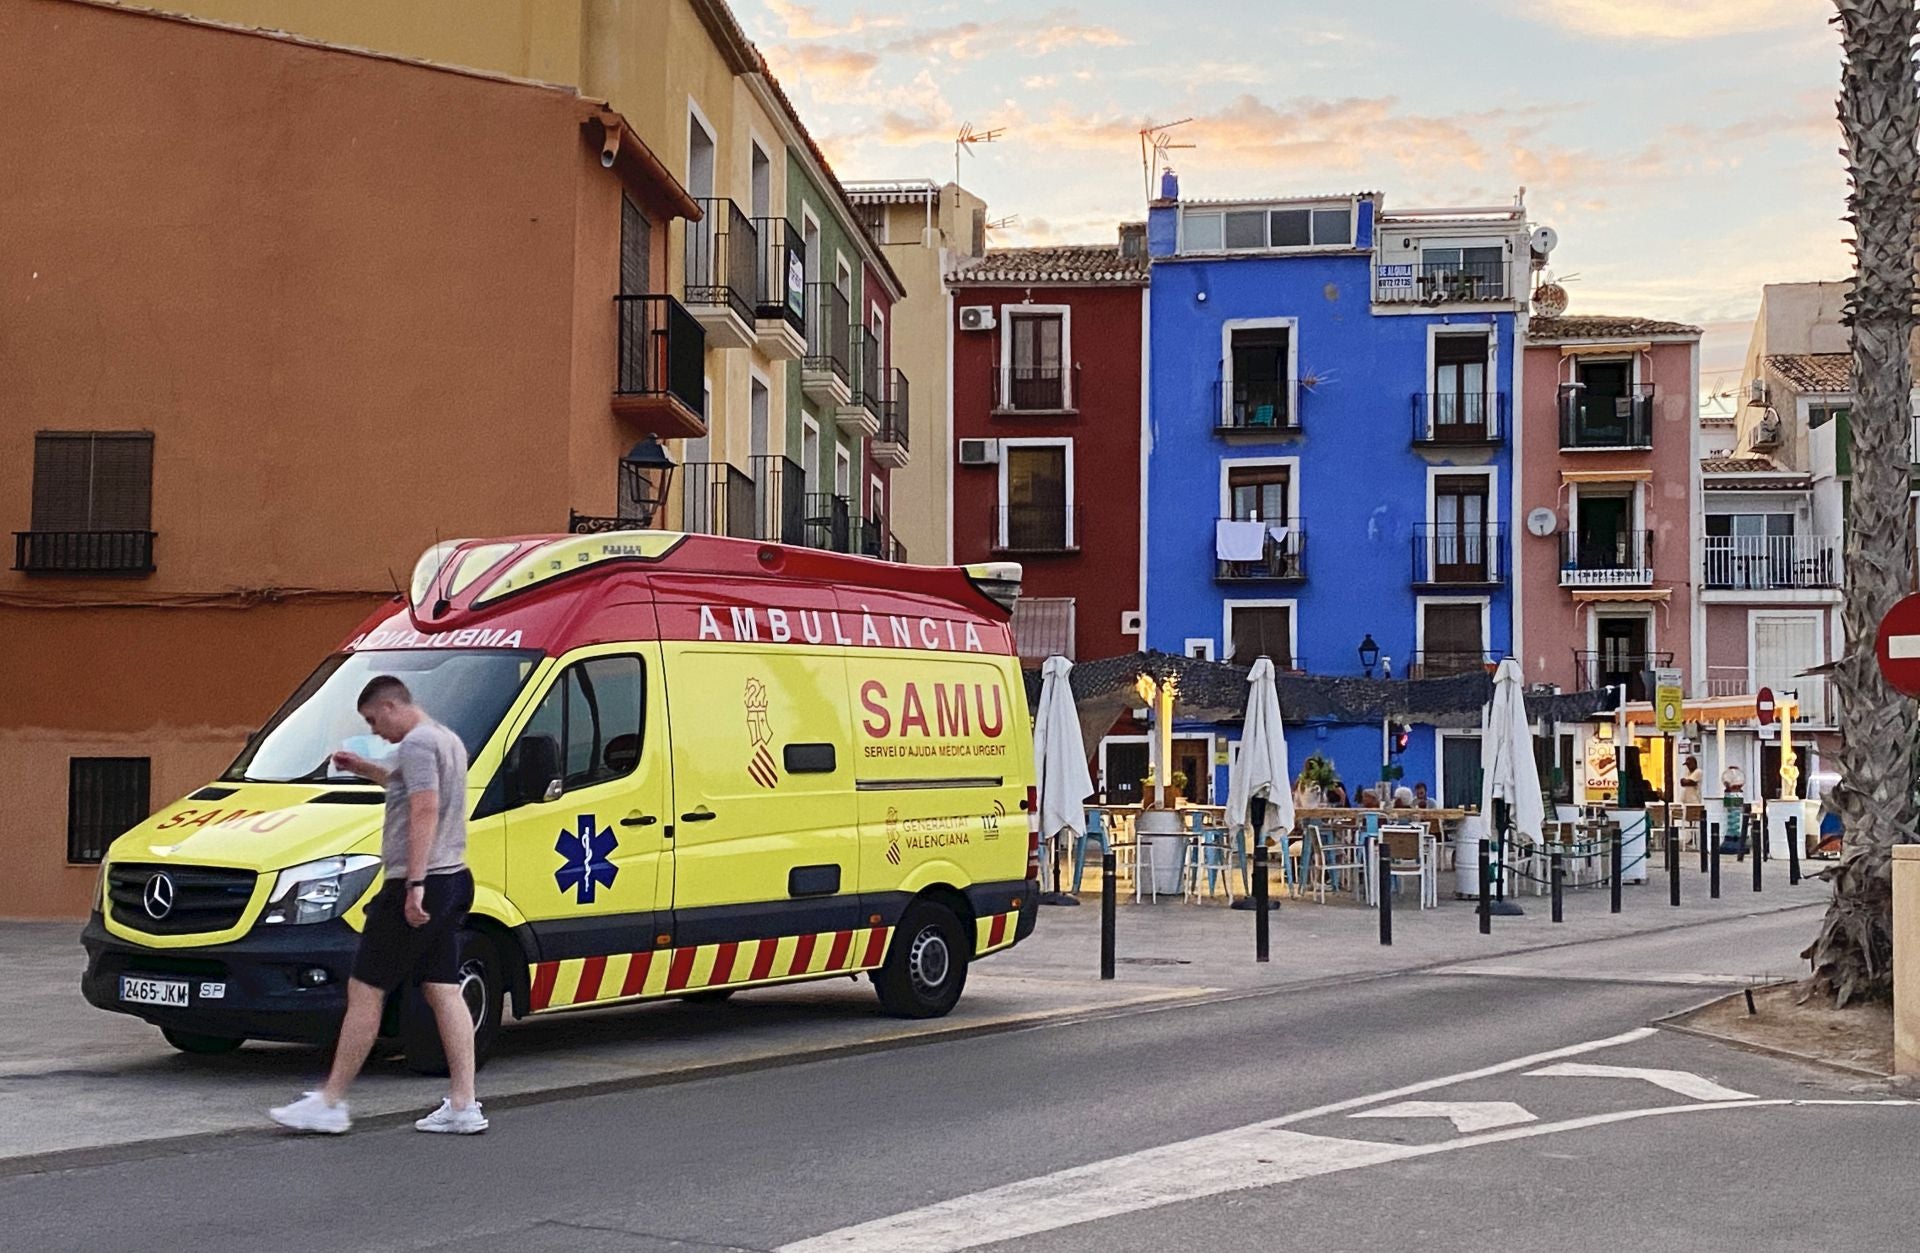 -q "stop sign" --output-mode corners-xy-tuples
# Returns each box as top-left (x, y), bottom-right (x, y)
(1756, 687), (1776, 726)
(1876, 594), (1920, 696)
